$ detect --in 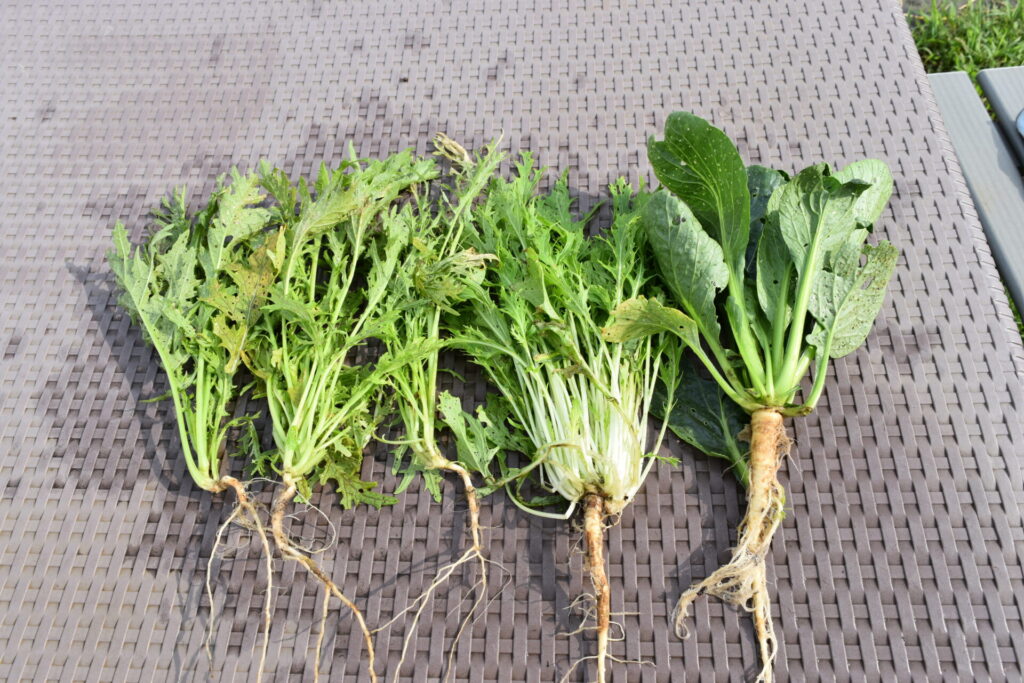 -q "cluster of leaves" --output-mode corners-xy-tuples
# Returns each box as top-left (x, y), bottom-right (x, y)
(110, 173), (278, 492)
(381, 136), (506, 501)
(605, 112), (898, 478)
(246, 151), (439, 507)
(113, 150), (440, 509)
(442, 157), (680, 516)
